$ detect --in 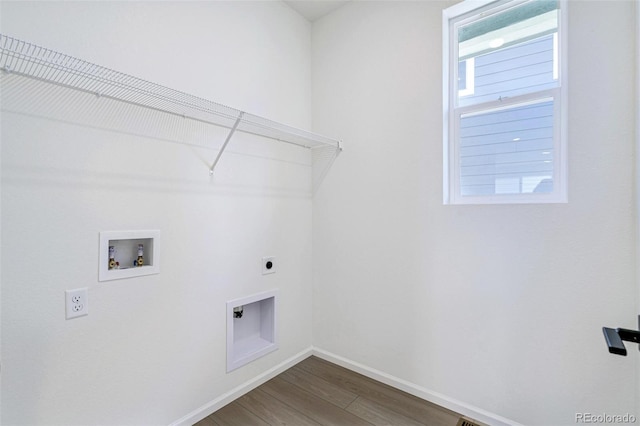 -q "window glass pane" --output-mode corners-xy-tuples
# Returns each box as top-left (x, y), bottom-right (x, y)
(458, 58), (475, 97)
(459, 99), (554, 196)
(457, 0), (558, 107)
(458, 60), (467, 91)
